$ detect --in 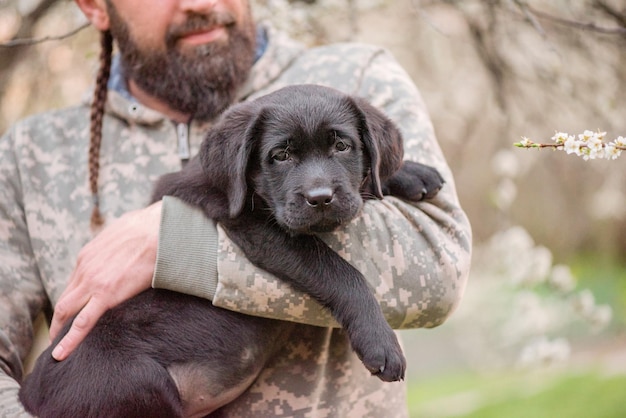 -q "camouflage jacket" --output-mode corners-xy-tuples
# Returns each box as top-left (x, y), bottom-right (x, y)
(0, 25), (471, 417)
